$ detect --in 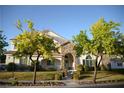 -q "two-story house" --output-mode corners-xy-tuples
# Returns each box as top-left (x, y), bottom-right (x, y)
(4, 30), (124, 70)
